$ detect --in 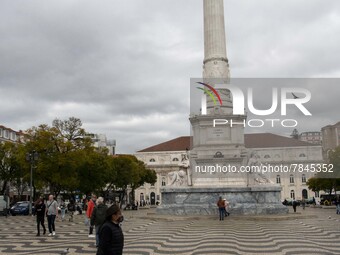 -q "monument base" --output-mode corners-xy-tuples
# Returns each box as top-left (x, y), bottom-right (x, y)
(157, 186), (288, 215)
